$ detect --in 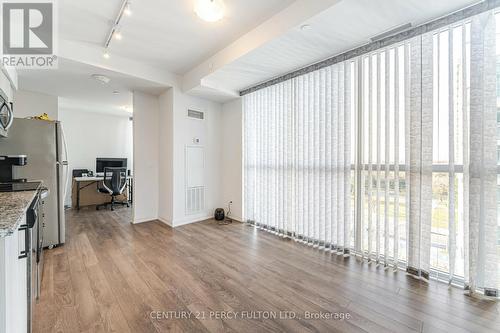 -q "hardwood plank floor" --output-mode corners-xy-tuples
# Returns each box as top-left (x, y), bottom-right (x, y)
(34, 207), (500, 333)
